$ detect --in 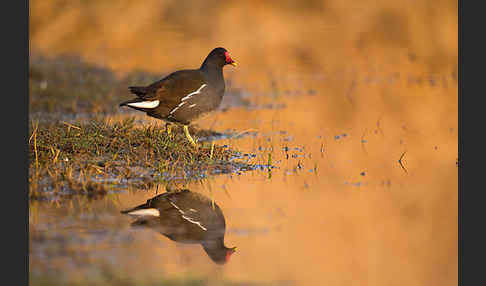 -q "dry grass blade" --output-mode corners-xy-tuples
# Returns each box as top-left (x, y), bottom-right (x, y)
(398, 151), (408, 174)
(32, 121), (39, 174)
(232, 128), (258, 139)
(210, 141), (215, 160)
(61, 121), (81, 130)
(361, 128), (368, 155)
